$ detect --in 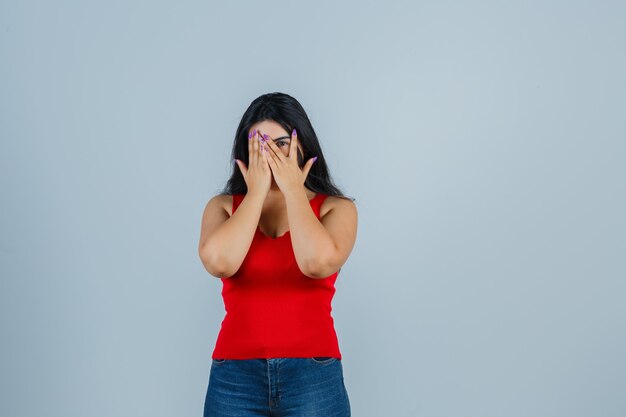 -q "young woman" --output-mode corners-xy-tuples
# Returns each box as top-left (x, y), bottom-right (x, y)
(198, 92), (357, 416)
